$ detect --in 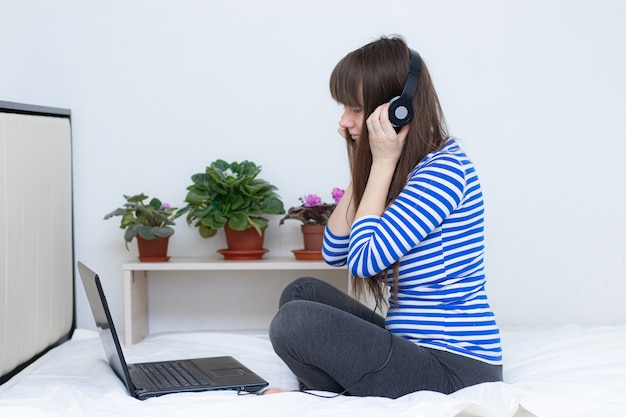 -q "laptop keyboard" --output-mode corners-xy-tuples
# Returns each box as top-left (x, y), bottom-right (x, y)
(138, 361), (212, 389)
